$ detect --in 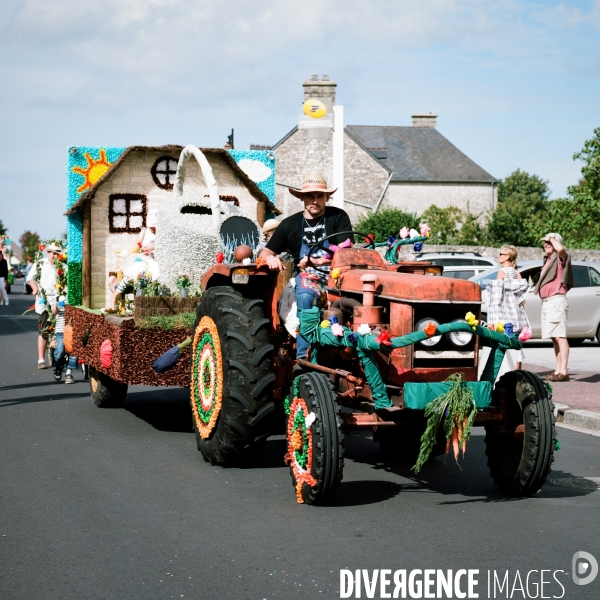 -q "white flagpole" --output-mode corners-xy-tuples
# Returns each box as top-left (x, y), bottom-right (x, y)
(331, 105), (344, 209)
